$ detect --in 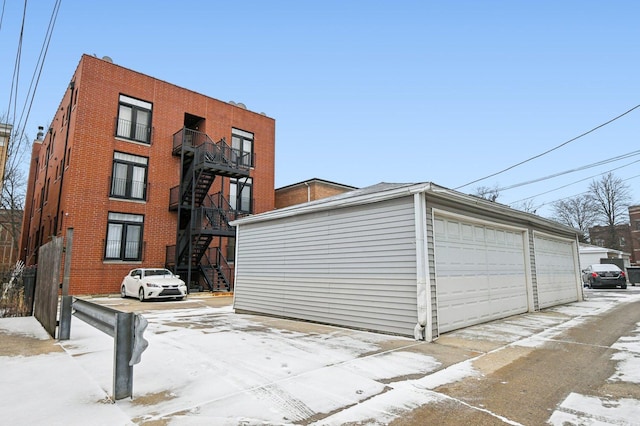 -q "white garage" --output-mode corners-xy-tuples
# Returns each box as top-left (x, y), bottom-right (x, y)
(231, 182), (582, 341)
